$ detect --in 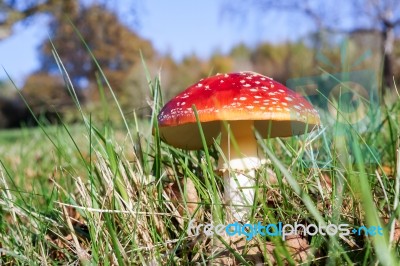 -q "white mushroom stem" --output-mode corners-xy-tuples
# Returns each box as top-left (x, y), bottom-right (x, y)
(218, 120), (263, 221)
